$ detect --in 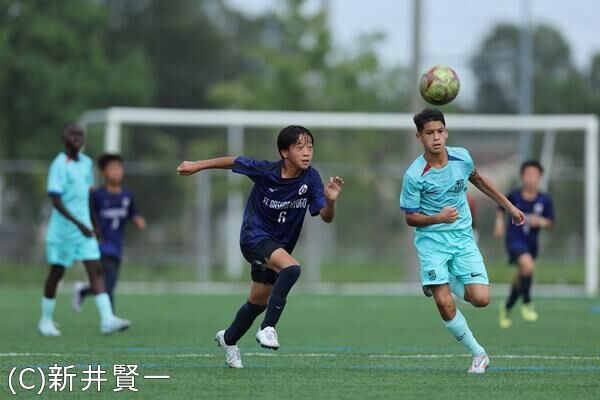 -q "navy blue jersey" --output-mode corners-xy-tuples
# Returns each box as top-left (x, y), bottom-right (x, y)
(233, 156), (326, 253)
(503, 189), (554, 257)
(91, 187), (139, 260)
